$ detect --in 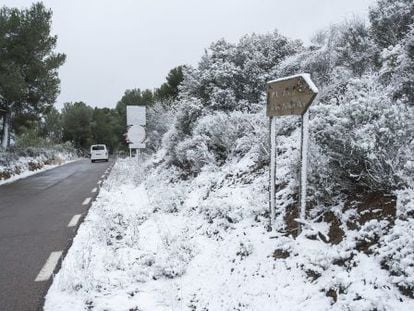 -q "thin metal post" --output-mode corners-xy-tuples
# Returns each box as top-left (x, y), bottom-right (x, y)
(269, 117), (277, 229)
(299, 111), (309, 231)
